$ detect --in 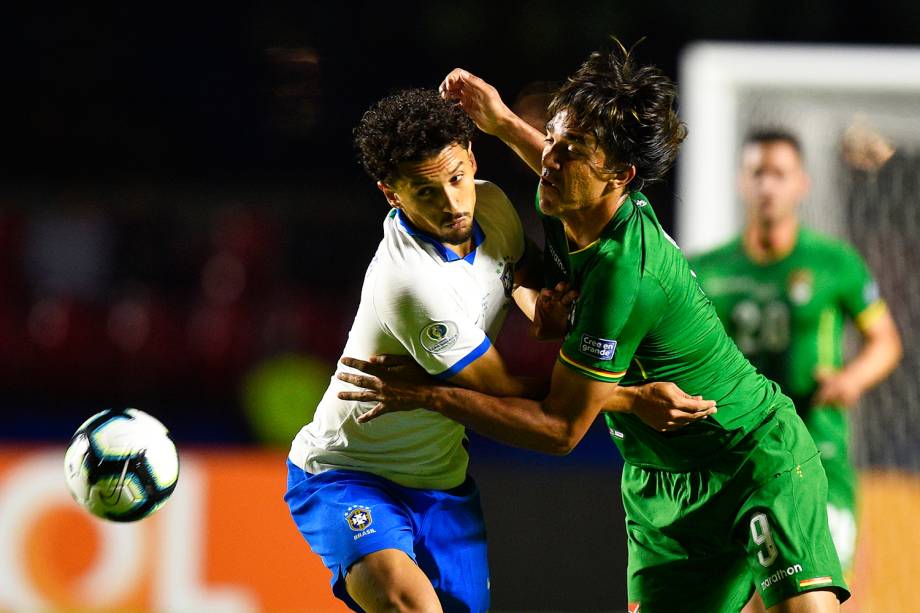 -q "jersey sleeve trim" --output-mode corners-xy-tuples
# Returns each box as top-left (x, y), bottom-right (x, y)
(434, 336), (492, 380)
(558, 349), (625, 383)
(855, 299), (887, 331)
